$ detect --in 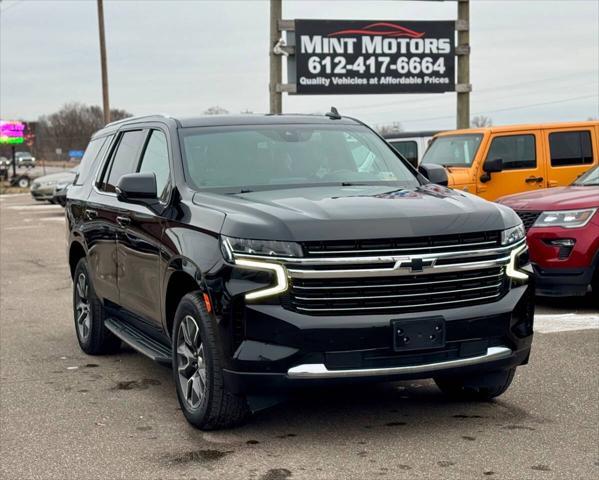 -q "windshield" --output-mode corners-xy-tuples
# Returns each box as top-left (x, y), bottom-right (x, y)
(573, 166), (599, 186)
(422, 134), (483, 167)
(180, 124), (419, 192)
